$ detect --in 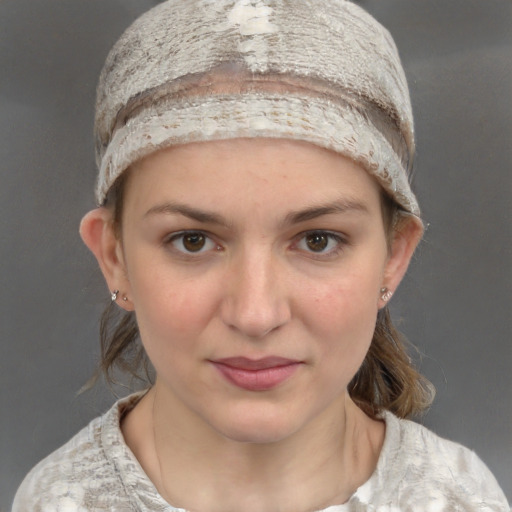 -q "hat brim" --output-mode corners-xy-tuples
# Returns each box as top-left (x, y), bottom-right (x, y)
(97, 93), (419, 216)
